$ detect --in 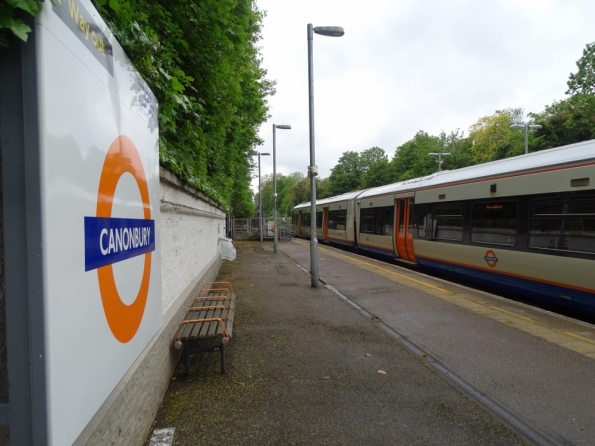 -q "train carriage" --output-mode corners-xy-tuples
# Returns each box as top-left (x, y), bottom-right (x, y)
(293, 191), (364, 248)
(292, 139), (595, 315)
